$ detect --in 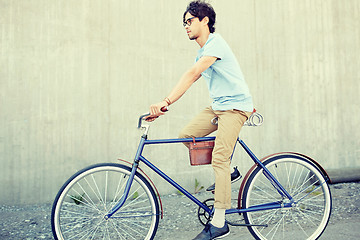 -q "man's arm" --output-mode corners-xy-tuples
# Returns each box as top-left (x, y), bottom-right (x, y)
(167, 56), (217, 103)
(146, 56), (217, 120)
